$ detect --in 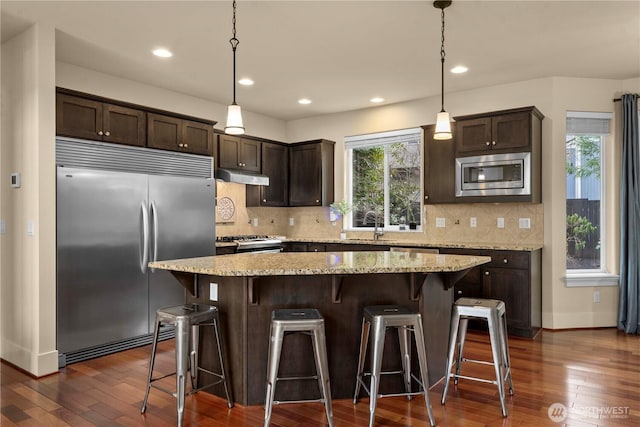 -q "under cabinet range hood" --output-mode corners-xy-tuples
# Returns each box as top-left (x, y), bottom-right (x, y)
(216, 168), (269, 185)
